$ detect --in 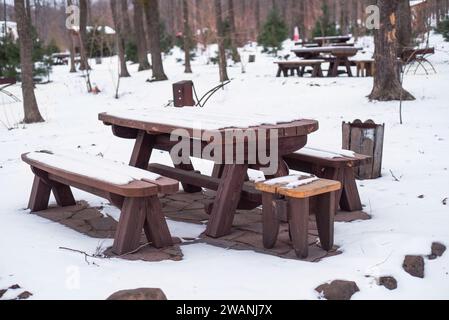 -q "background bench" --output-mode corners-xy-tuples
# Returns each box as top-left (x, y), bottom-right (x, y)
(22, 150), (179, 255)
(283, 147), (371, 212)
(275, 60), (324, 77)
